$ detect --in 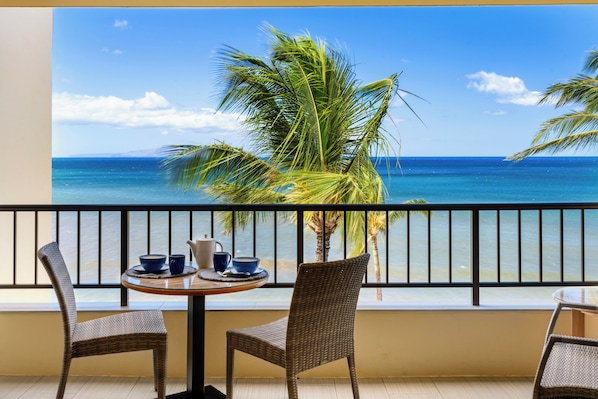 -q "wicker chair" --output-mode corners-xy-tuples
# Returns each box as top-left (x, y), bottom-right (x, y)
(533, 333), (598, 398)
(226, 253), (370, 399)
(37, 242), (168, 399)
